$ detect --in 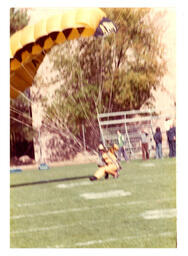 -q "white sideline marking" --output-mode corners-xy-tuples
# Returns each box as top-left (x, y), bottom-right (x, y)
(11, 218), (111, 234)
(17, 199), (64, 207)
(80, 190), (131, 199)
(75, 232), (175, 246)
(11, 223), (77, 234)
(12, 207), (92, 219)
(12, 197), (175, 220)
(57, 181), (91, 188)
(12, 201), (129, 220)
(141, 208), (176, 219)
